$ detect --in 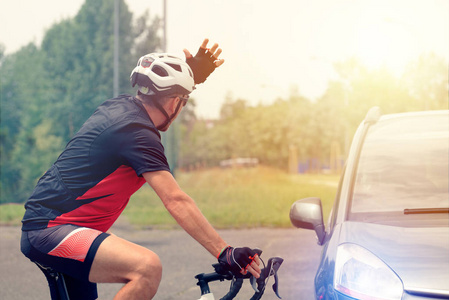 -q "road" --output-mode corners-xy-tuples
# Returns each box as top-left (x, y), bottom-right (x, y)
(0, 221), (322, 299)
